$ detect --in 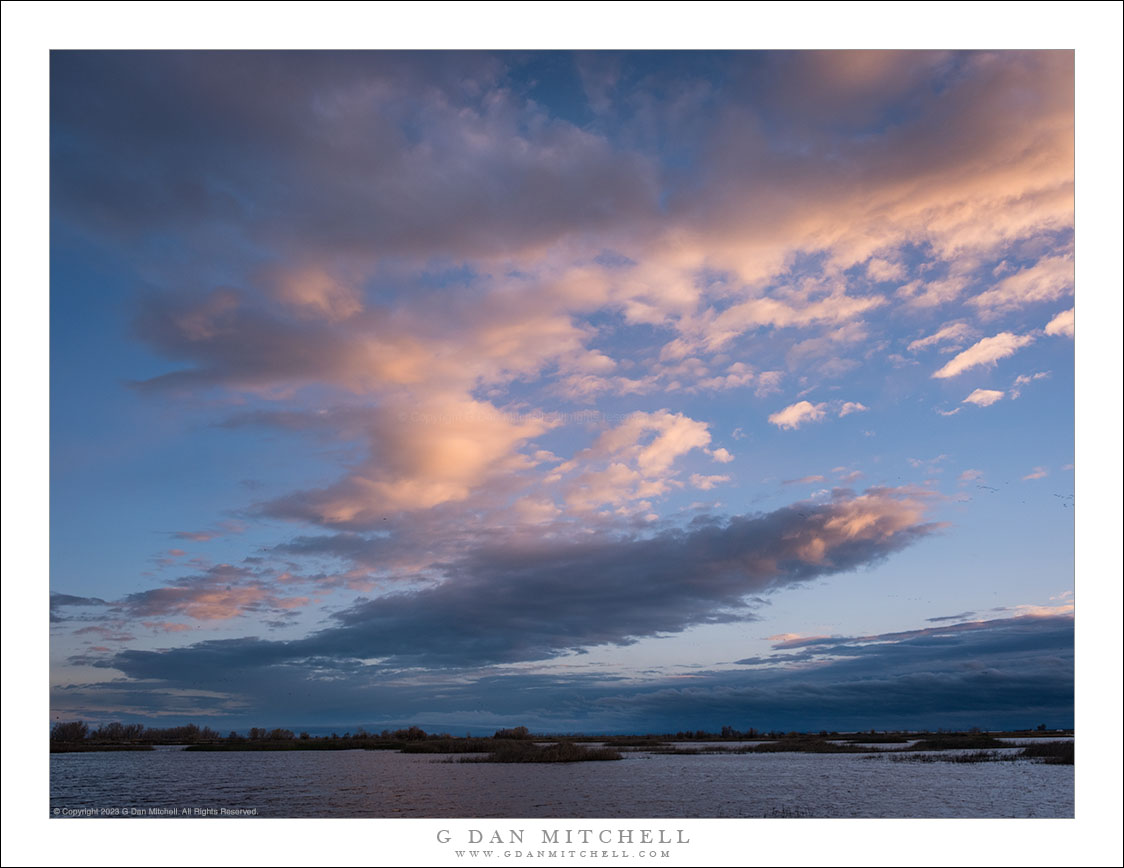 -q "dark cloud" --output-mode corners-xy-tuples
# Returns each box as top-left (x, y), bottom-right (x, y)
(106, 489), (936, 681)
(926, 611), (977, 623)
(618, 614), (1074, 731)
(50, 593), (108, 623)
(59, 614), (1073, 733)
(52, 51), (659, 263)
